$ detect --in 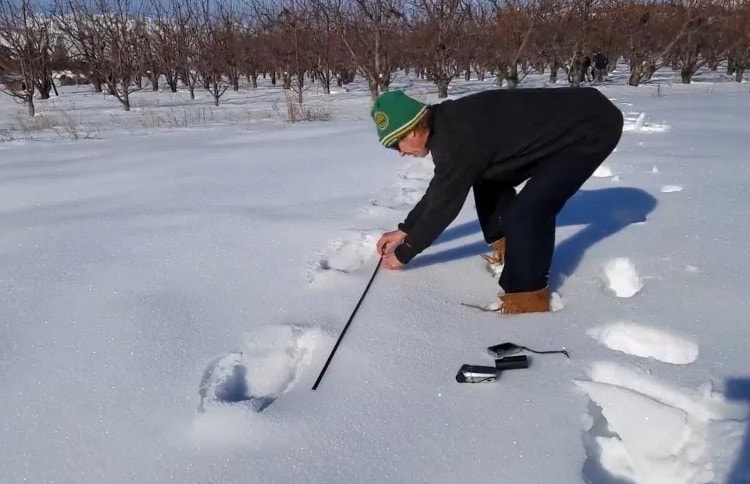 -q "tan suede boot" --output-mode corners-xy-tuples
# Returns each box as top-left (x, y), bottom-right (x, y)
(497, 287), (551, 314)
(481, 238), (505, 265)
